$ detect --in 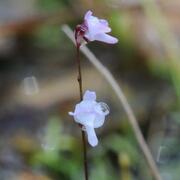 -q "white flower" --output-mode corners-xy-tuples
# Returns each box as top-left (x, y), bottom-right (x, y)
(75, 10), (118, 46)
(69, 90), (109, 147)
